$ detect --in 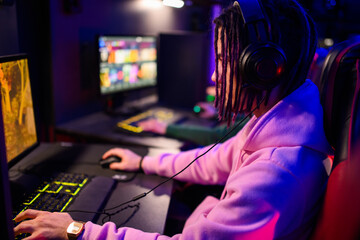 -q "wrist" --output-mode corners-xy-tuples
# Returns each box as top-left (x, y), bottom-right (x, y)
(138, 156), (144, 173)
(67, 221), (85, 240)
(159, 122), (167, 134)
